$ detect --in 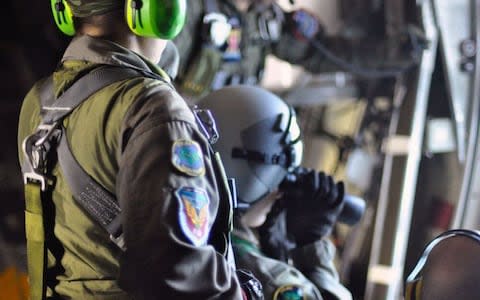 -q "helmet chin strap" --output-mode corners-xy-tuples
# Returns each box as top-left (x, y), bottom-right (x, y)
(239, 190), (281, 227)
(236, 202), (251, 210)
(236, 188), (275, 212)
